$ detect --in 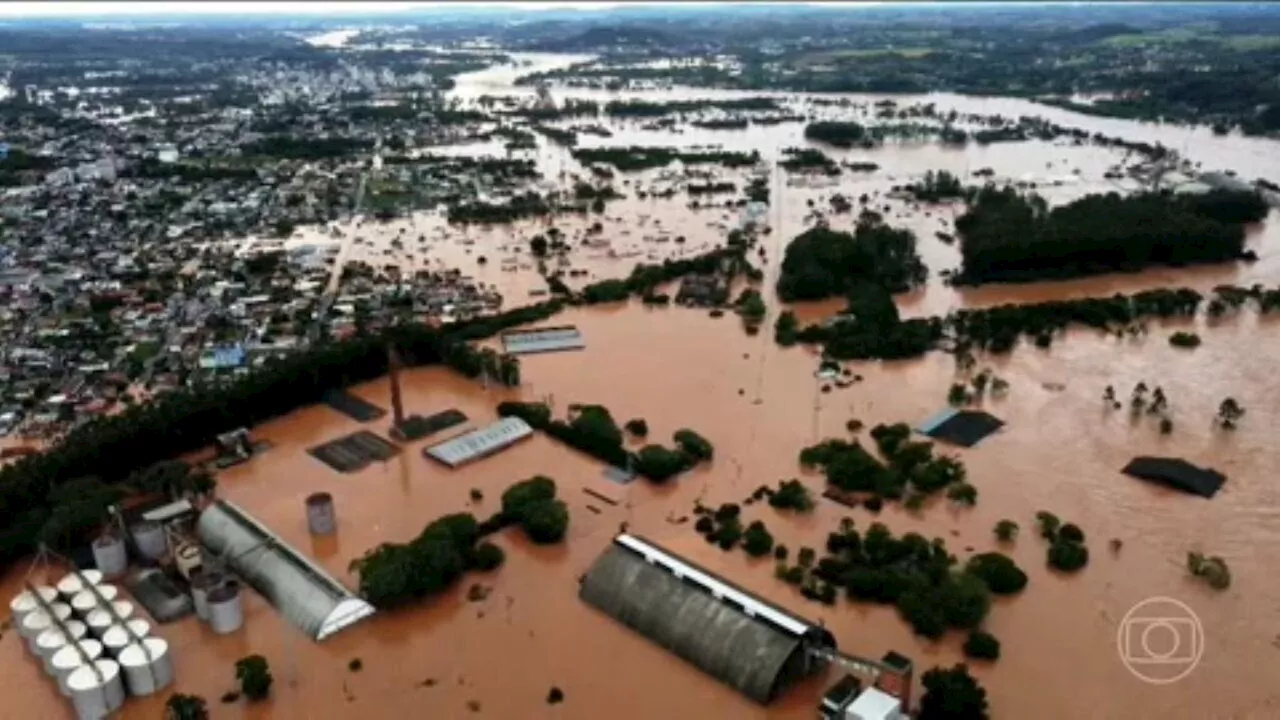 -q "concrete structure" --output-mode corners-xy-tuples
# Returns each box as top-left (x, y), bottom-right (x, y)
(56, 570), (103, 600)
(70, 584), (118, 614)
(92, 534), (129, 579)
(306, 492), (337, 535)
(196, 499), (375, 641)
(424, 416), (533, 468)
(206, 581), (245, 635)
(844, 687), (907, 720)
(500, 325), (586, 355)
(579, 534), (836, 704)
